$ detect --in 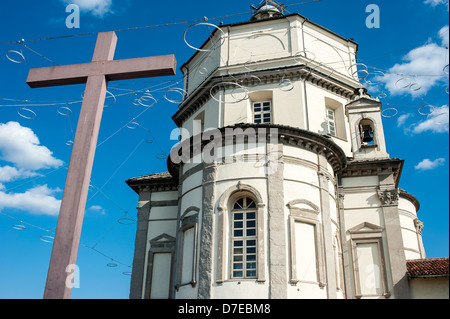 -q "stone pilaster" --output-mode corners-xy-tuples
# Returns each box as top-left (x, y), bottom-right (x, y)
(197, 162), (218, 299)
(377, 175), (409, 299)
(414, 219), (426, 259)
(267, 140), (287, 299)
(336, 189), (353, 299)
(129, 189), (151, 299)
(317, 153), (337, 299)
